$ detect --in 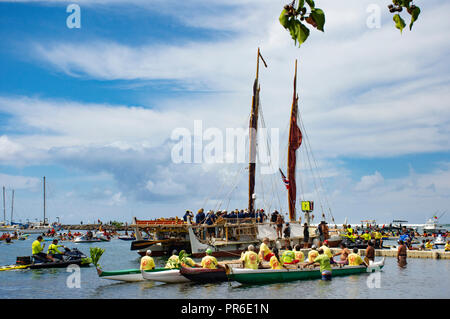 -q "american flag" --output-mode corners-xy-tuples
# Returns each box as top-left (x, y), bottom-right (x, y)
(279, 169), (290, 189)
